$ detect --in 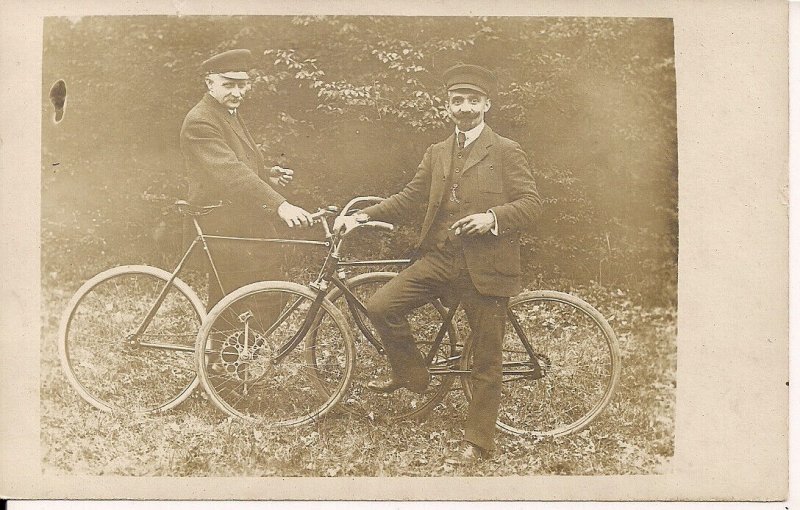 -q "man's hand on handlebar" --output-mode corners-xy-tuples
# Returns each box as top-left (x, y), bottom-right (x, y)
(333, 213), (369, 234)
(277, 201), (315, 228)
